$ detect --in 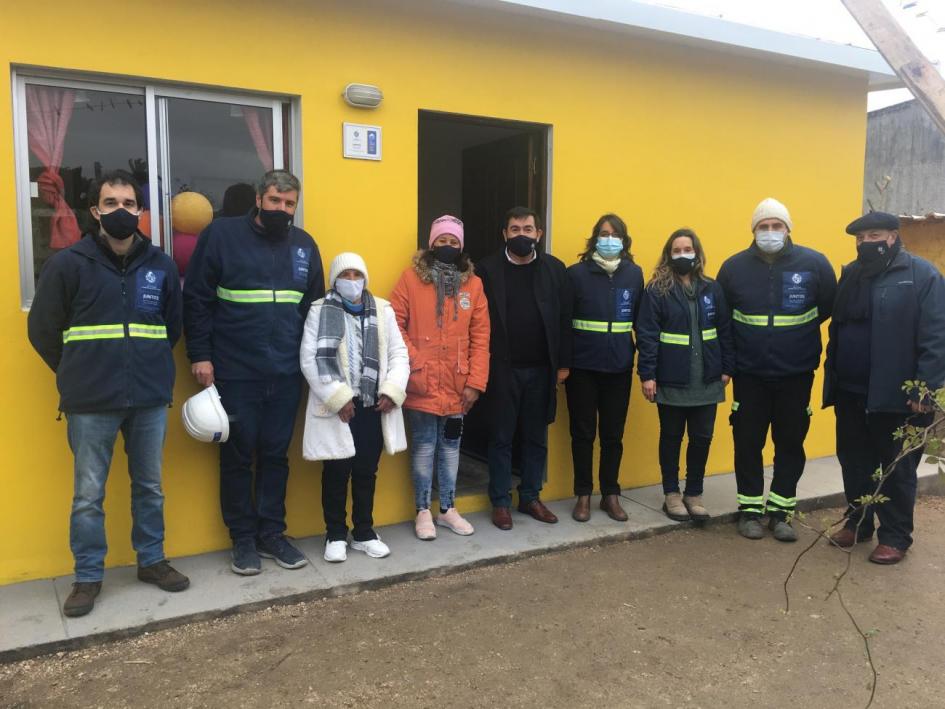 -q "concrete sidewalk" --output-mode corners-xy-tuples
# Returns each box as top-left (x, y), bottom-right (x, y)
(2, 456), (941, 662)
